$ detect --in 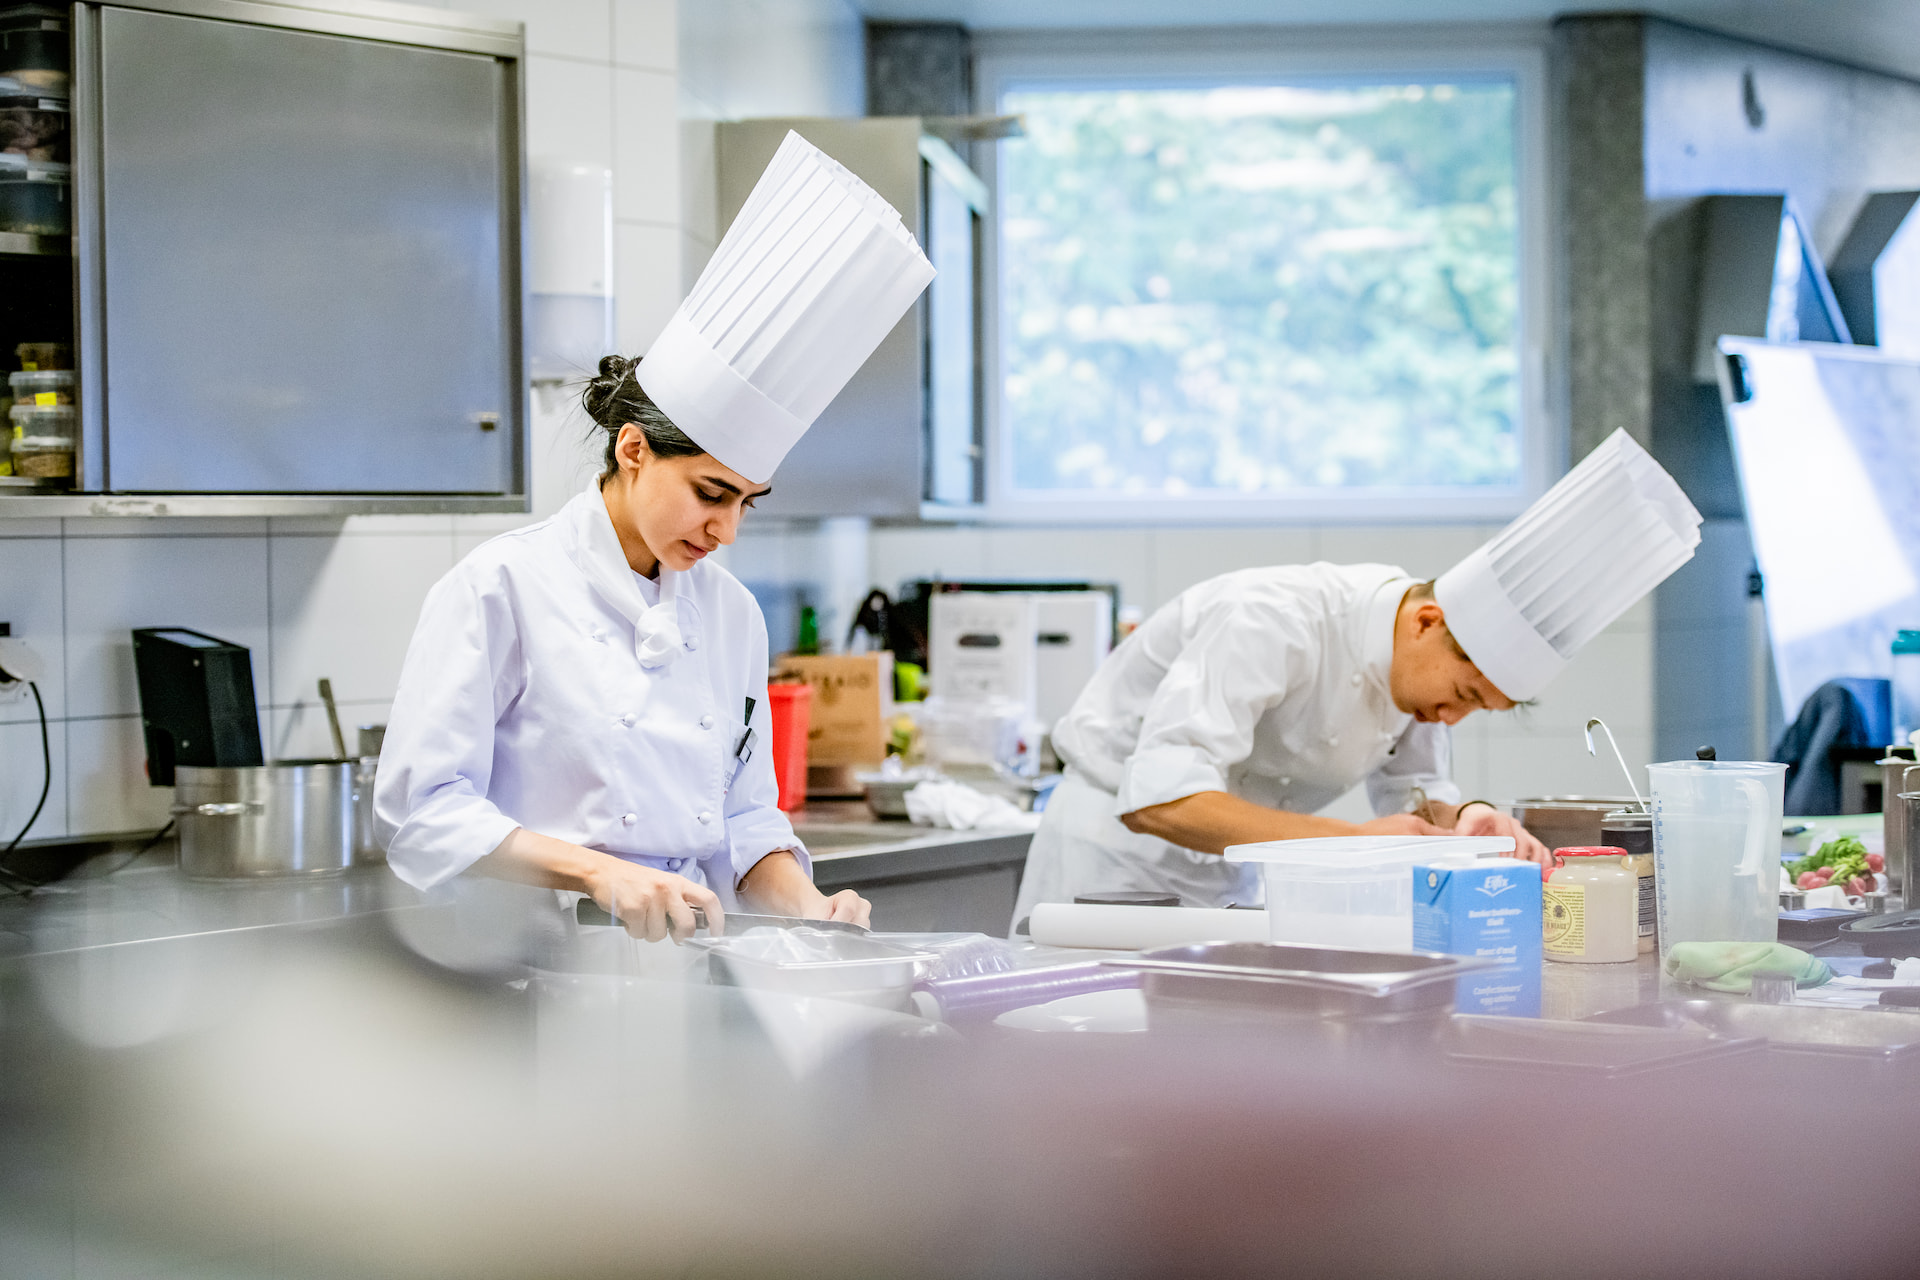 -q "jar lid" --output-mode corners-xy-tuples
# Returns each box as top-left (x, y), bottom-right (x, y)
(1554, 845), (1629, 858)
